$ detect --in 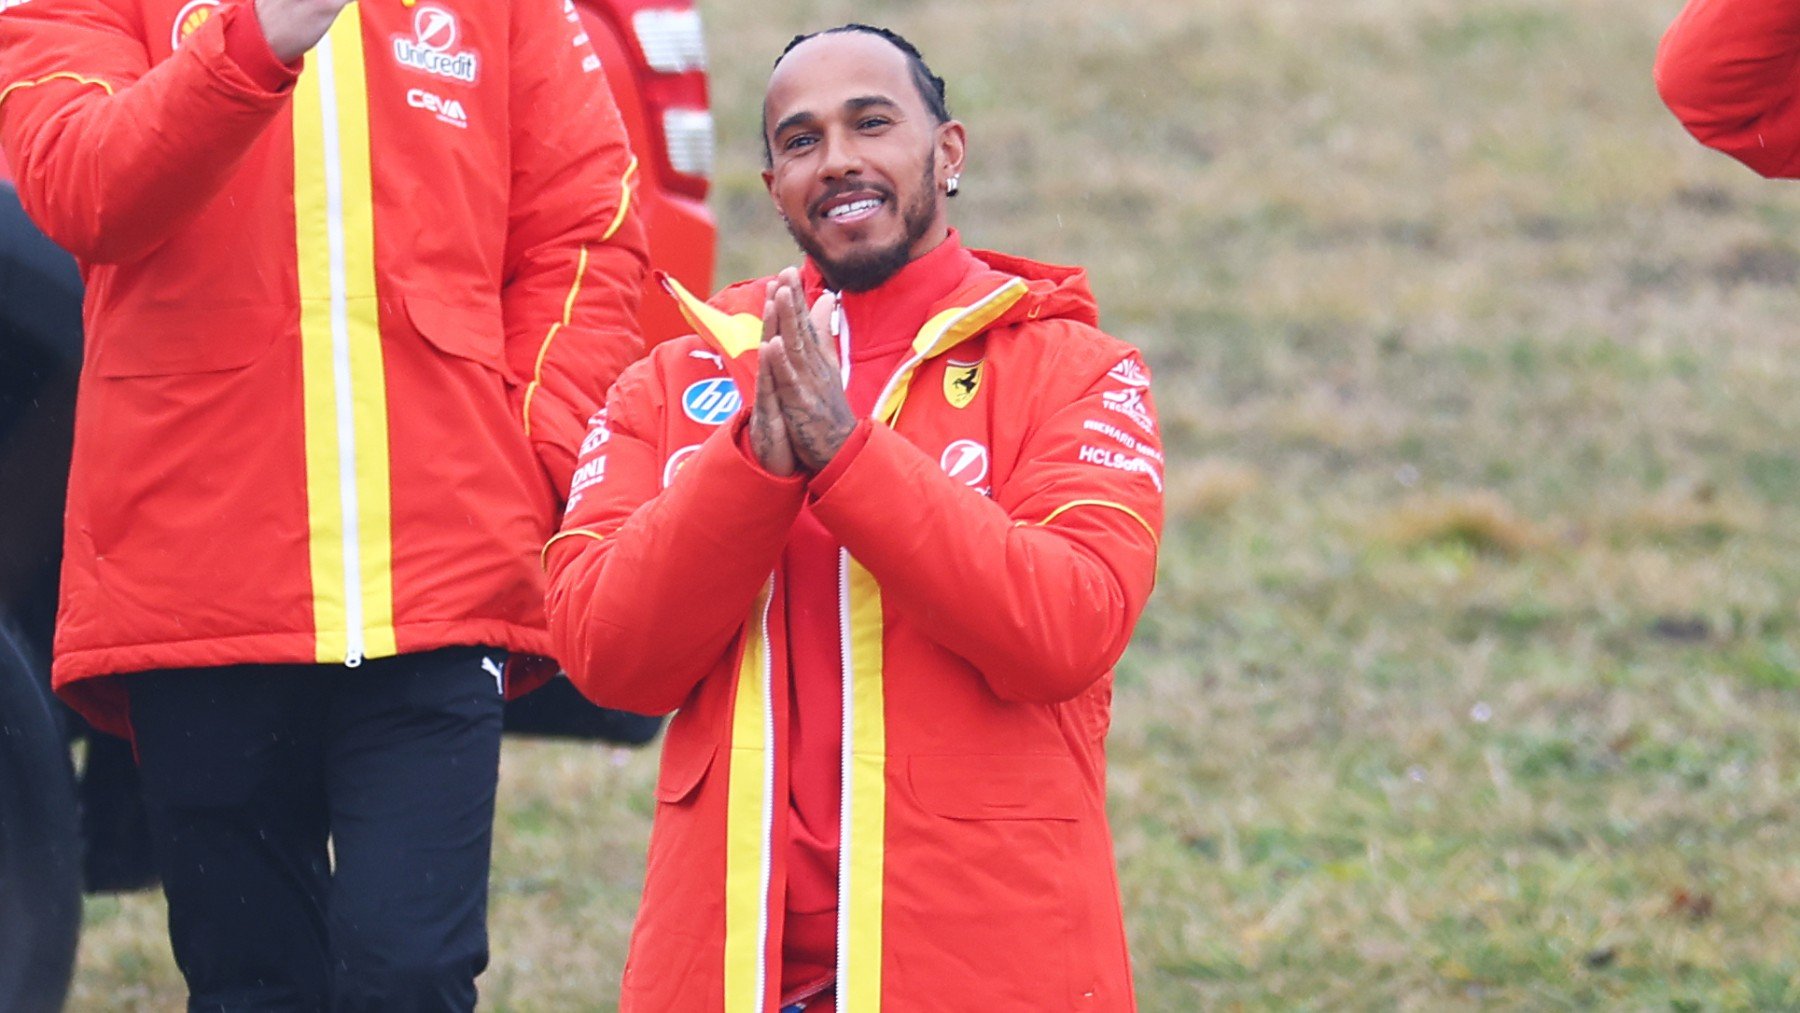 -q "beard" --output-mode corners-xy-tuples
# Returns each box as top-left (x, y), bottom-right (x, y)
(787, 159), (939, 293)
